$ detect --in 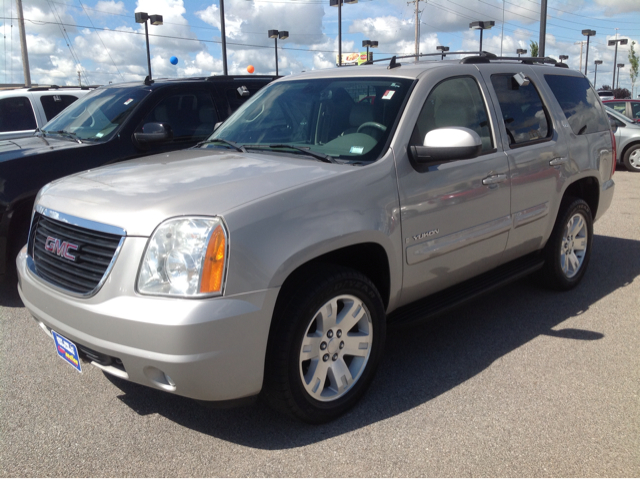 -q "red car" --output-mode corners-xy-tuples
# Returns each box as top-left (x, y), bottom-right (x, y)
(603, 99), (640, 124)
